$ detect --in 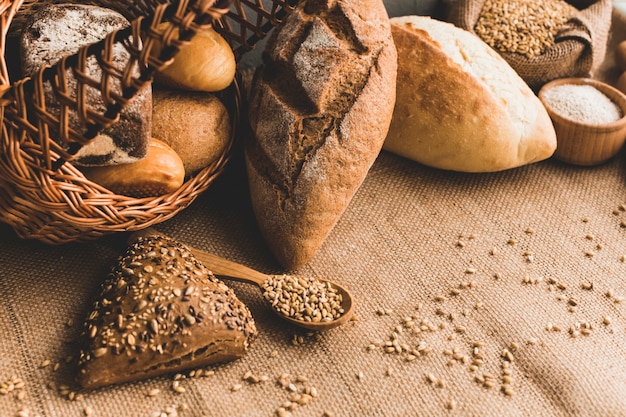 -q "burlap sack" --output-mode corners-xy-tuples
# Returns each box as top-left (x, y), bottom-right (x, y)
(445, 0), (613, 90)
